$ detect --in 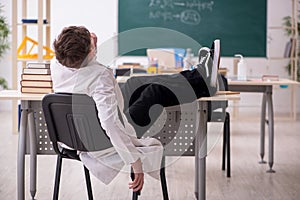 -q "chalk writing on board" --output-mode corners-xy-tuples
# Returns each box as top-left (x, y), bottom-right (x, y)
(148, 0), (214, 25)
(174, 0), (214, 11)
